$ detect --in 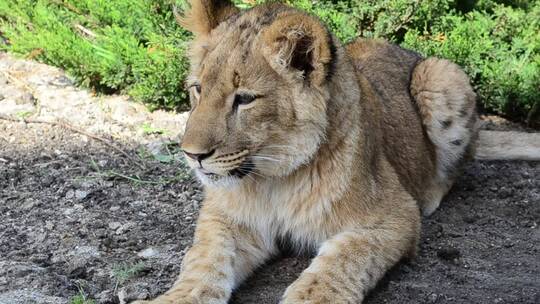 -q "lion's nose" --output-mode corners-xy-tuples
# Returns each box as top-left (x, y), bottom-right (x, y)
(183, 149), (216, 162)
